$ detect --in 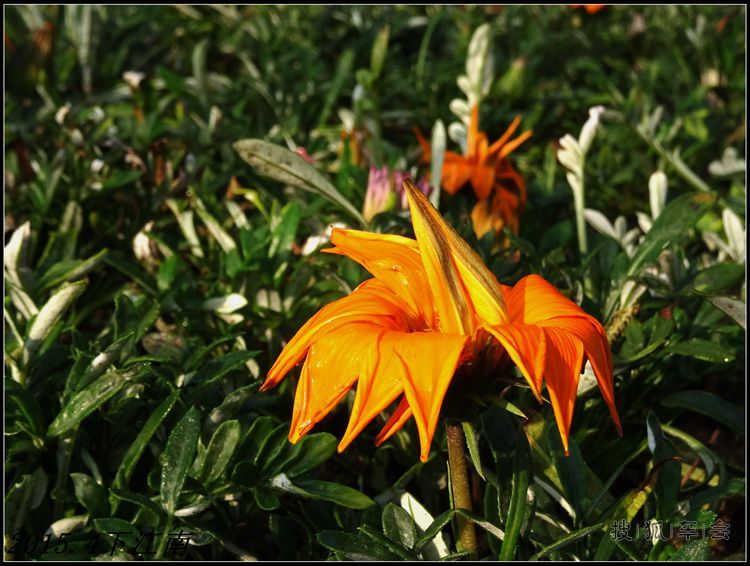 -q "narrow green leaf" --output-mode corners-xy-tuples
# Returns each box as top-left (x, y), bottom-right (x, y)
(113, 389), (180, 491)
(292, 478), (375, 510)
(370, 25), (390, 79)
(317, 49), (354, 128)
(198, 419), (241, 485)
(234, 139), (367, 226)
(461, 421), (485, 480)
(666, 338), (735, 363)
(47, 370), (128, 437)
(109, 488), (164, 520)
(413, 509), (454, 555)
(662, 390), (744, 435)
(500, 427), (532, 560)
(530, 521), (608, 560)
(24, 280), (87, 365)
(5, 468), (48, 537)
(160, 407), (201, 514)
(646, 412), (681, 521)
